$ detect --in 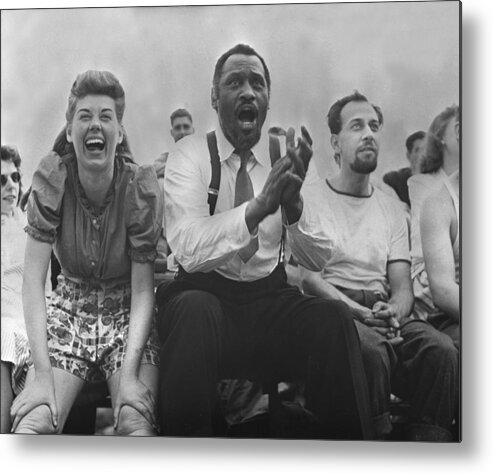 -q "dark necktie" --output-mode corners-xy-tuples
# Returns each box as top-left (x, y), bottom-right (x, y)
(234, 150), (259, 262)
